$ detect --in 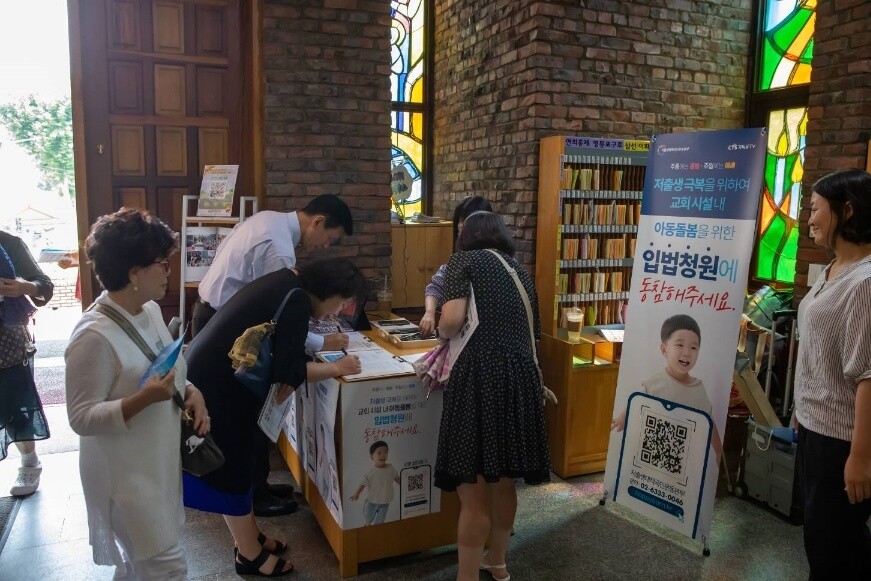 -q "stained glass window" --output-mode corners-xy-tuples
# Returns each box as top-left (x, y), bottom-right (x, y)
(390, 0), (427, 217)
(756, 107), (807, 282)
(751, 0), (815, 285)
(759, 0), (815, 91)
